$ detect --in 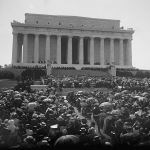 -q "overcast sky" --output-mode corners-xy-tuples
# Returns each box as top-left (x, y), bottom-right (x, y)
(0, 0), (150, 69)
